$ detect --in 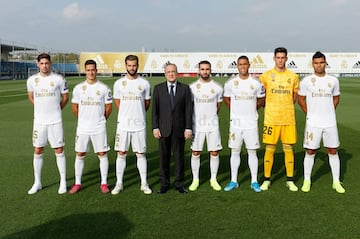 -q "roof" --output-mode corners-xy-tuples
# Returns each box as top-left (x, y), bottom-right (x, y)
(1, 43), (37, 52)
